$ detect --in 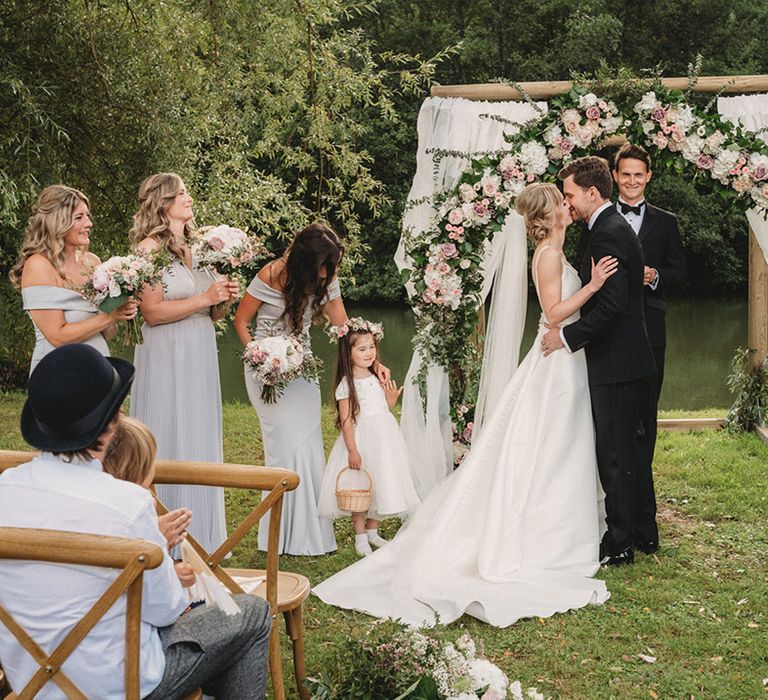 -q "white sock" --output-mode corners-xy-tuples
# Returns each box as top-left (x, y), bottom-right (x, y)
(367, 528), (388, 547)
(355, 533), (372, 555)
